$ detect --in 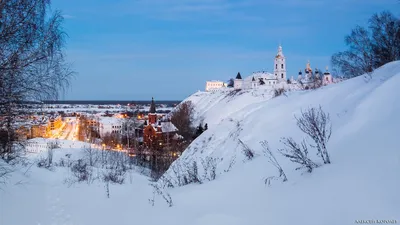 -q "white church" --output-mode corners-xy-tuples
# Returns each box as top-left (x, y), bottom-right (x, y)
(232, 45), (334, 90)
